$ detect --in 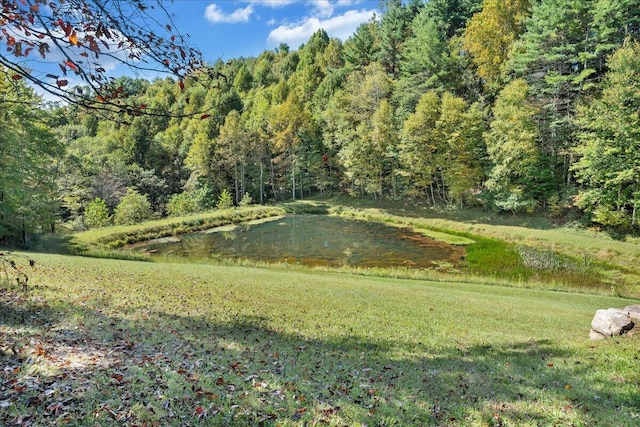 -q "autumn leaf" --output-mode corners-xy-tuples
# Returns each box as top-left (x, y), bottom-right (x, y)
(11, 74), (22, 80)
(69, 31), (78, 46)
(56, 79), (69, 88)
(26, 396), (42, 407)
(200, 114), (211, 119)
(65, 60), (79, 71)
